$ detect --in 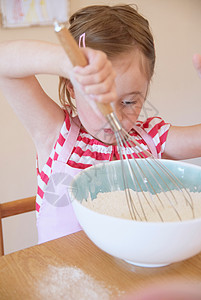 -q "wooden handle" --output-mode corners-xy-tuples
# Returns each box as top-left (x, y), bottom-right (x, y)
(55, 25), (113, 117)
(56, 27), (87, 67)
